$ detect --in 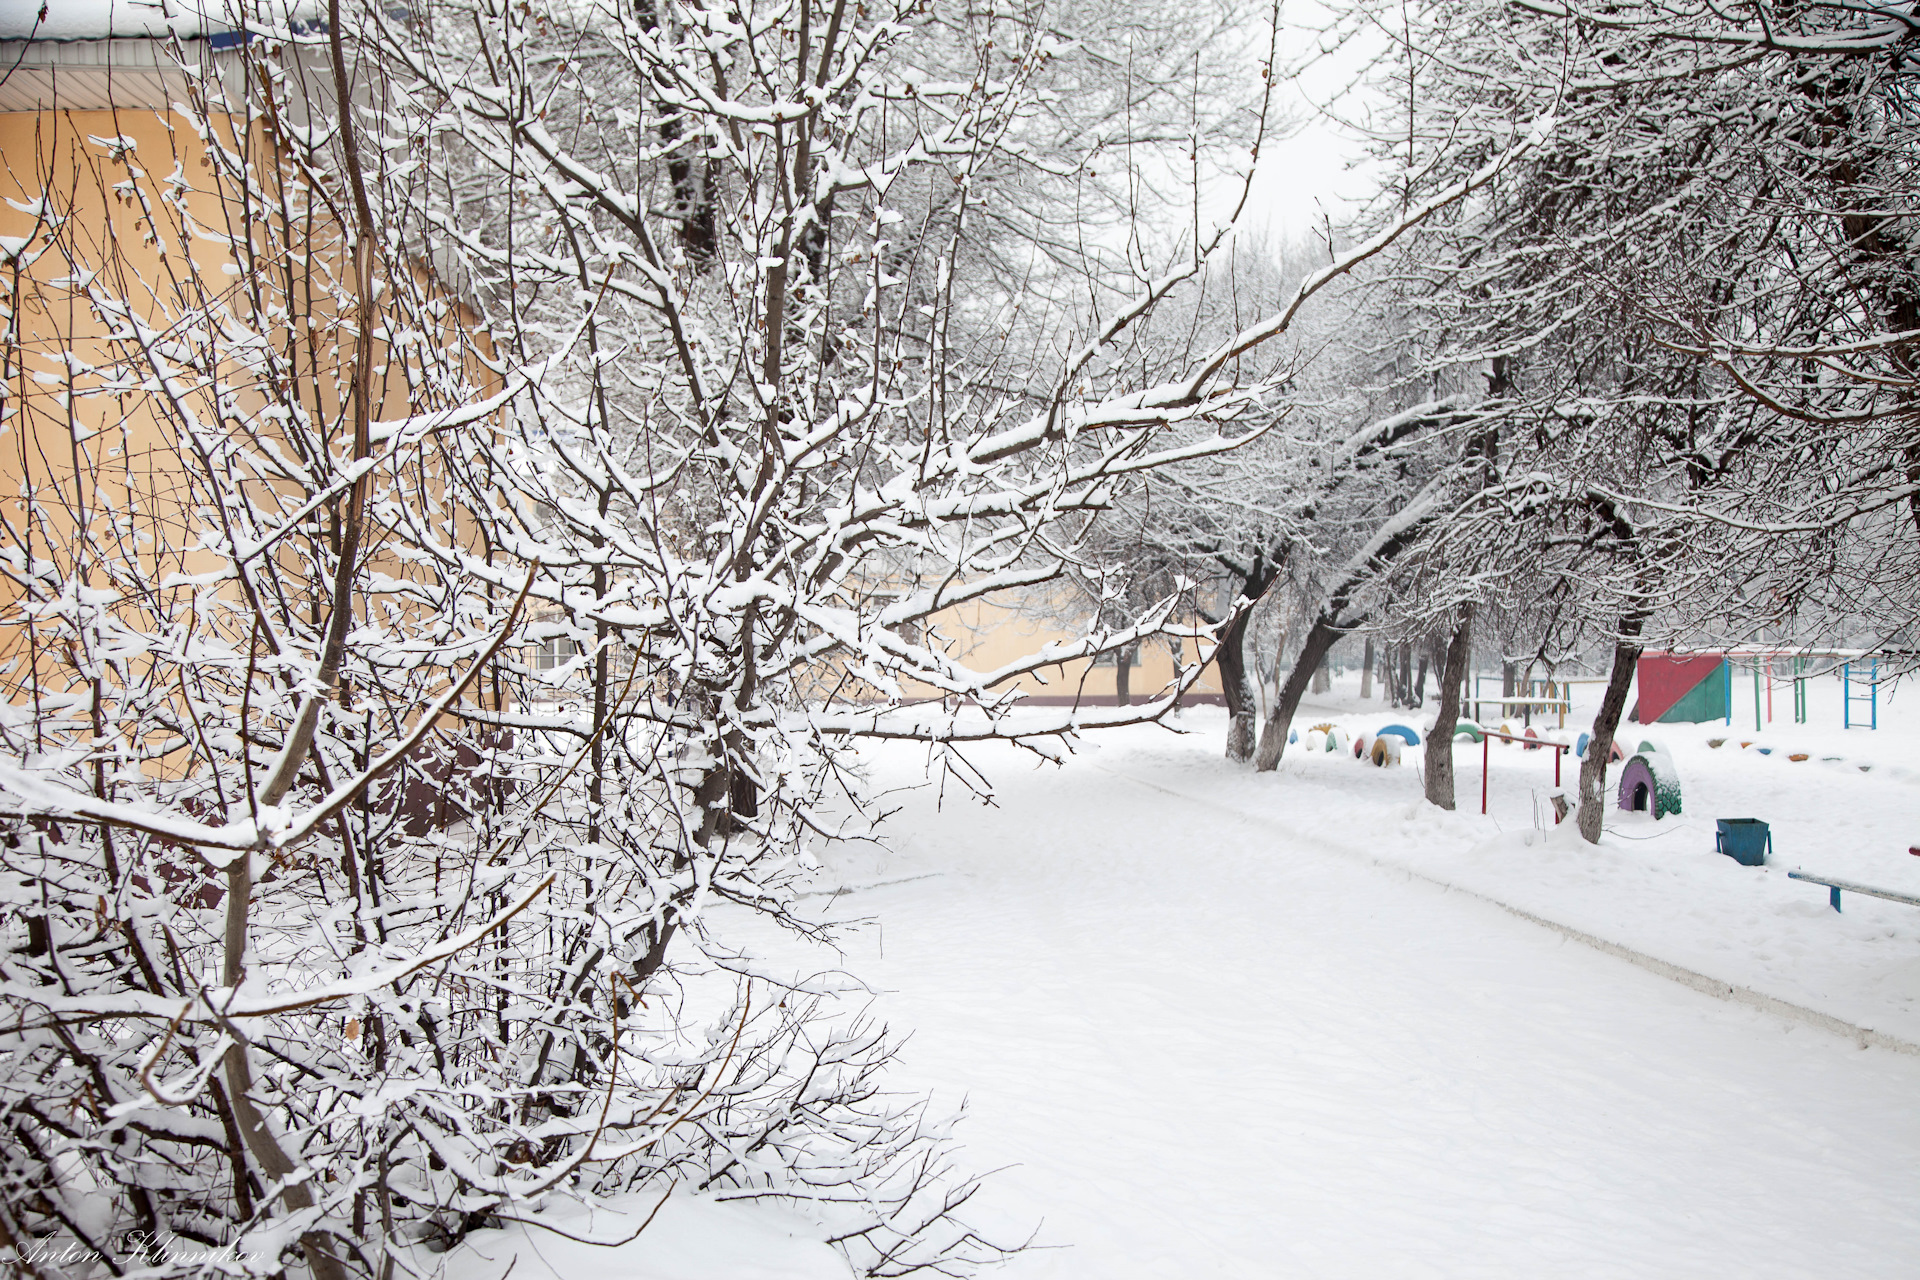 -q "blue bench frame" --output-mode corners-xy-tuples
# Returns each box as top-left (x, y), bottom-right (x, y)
(1786, 870), (1920, 914)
